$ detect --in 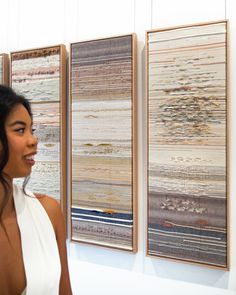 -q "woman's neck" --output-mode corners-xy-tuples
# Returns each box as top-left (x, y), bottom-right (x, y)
(0, 178), (15, 218)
